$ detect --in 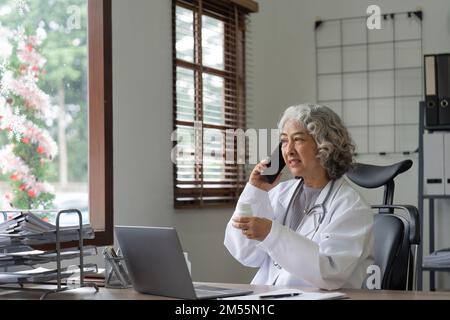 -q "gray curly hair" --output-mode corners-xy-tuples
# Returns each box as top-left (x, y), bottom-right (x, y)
(278, 104), (355, 180)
